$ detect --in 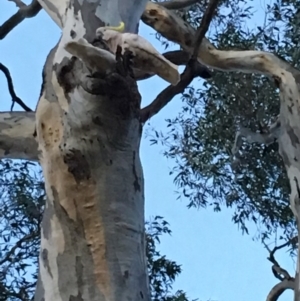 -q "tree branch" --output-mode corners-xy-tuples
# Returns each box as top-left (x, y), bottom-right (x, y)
(142, 2), (300, 82)
(135, 50), (211, 81)
(0, 112), (38, 161)
(8, 0), (26, 8)
(140, 59), (201, 122)
(0, 0), (41, 40)
(262, 237), (297, 301)
(266, 279), (294, 301)
(158, 0), (200, 10)
(191, 0), (219, 59)
(140, 0), (217, 122)
(0, 63), (33, 112)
